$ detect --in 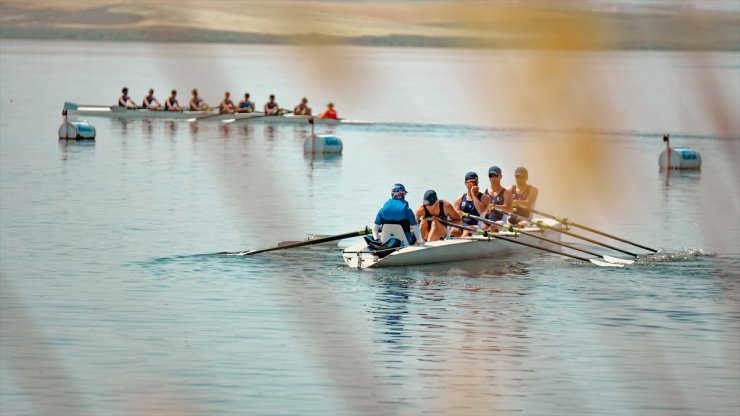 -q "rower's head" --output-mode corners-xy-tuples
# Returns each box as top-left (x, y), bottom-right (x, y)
(269, 94), (275, 101)
(244, 92), (250, 99)
(391, 183), (407, 200)
(148, 88), (154, 95)
(192, 88), (198, 96)
(171, 89), (177, 96)
(514, 166), (528, 181)
(327, 102), (334, 109)
(488, 166), (502, 180)
(423, 190), (438, 206)
(225, 91), (230, 98)
(122, 87), (128, 94)
(464, 171), (479, 185)
(301, 97), (308, 104)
